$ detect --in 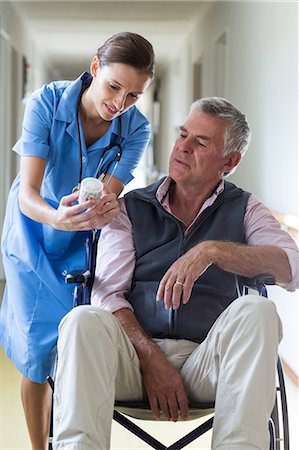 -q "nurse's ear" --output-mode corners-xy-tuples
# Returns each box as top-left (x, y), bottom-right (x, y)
(90, 55), (100, 77)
